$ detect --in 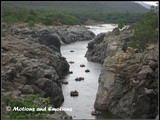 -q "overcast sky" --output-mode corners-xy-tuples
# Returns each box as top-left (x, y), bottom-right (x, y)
(143, 1), (158, 6)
